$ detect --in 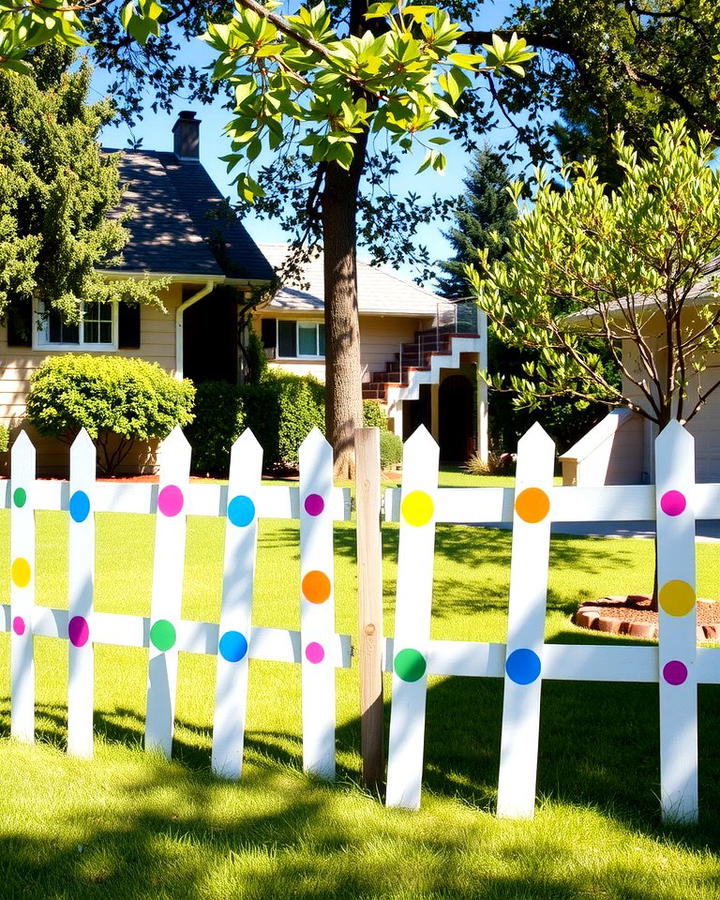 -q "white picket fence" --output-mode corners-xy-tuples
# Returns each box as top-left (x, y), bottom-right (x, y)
(3, 419), (718, 824)
(4, 426), (352, 779)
